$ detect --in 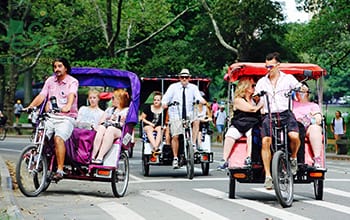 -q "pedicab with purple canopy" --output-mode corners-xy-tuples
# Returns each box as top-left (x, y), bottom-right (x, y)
(223, 62), (327, 207)
(15, 67), (140, 198)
